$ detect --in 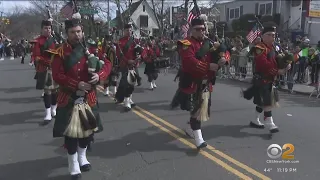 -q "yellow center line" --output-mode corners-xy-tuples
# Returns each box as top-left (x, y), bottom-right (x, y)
(97, 88), (269, 179)
(134, 106), (271, 180)
(132, 108), (253, 180)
